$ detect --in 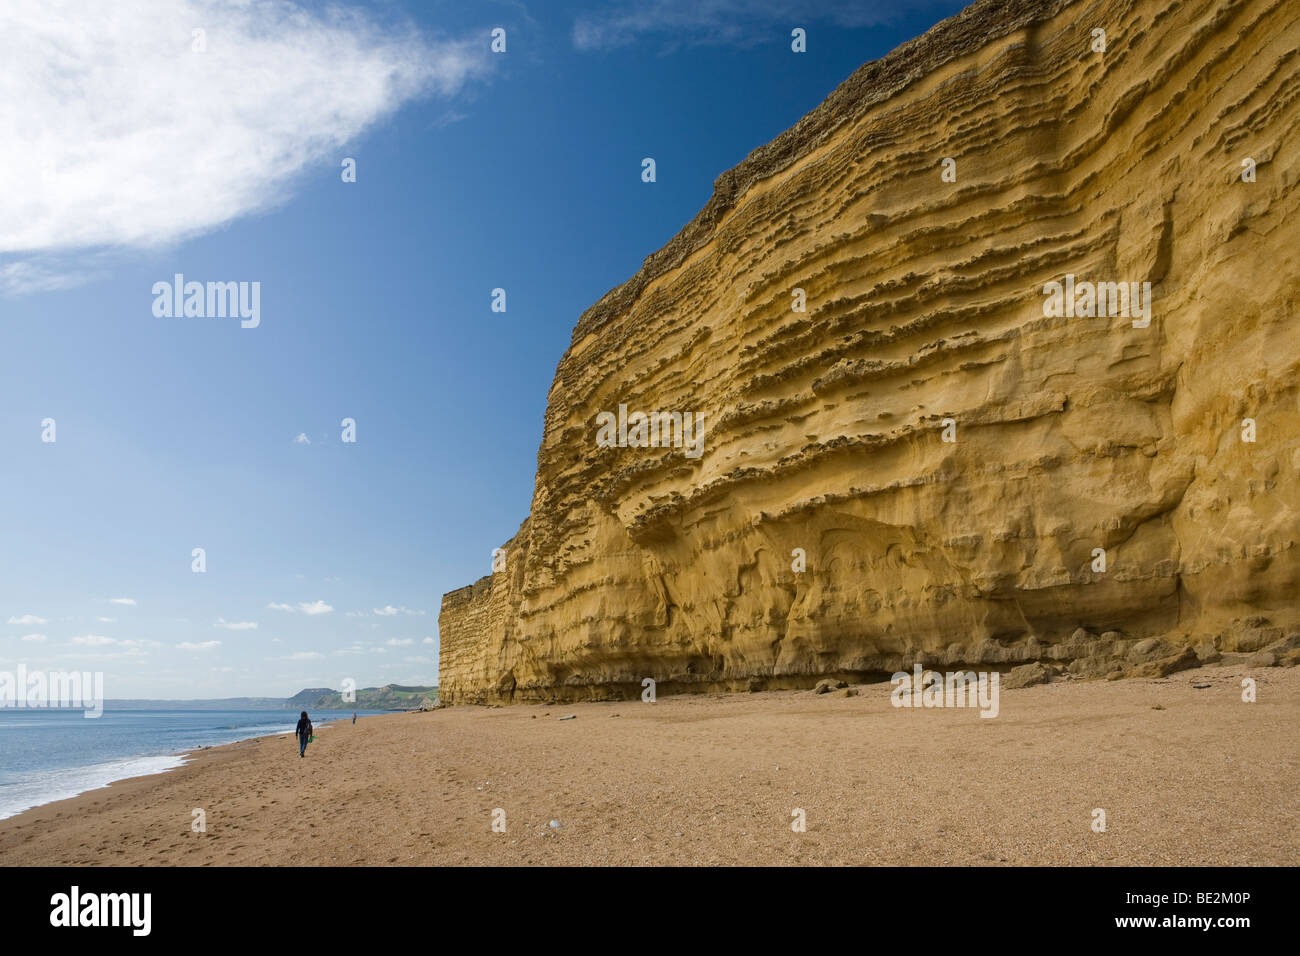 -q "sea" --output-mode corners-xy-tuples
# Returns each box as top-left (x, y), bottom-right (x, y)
(0, 707), (389, 821)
